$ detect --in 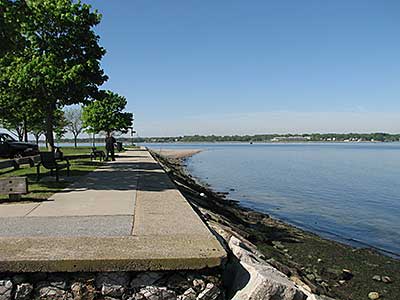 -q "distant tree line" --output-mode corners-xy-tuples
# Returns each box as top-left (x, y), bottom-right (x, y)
(124, 133), (400, 143)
